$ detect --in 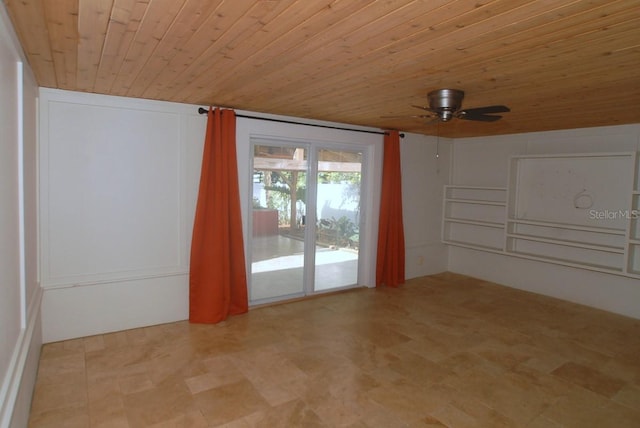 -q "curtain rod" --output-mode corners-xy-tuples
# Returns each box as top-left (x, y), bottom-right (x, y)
(197, 107), (404, 138)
